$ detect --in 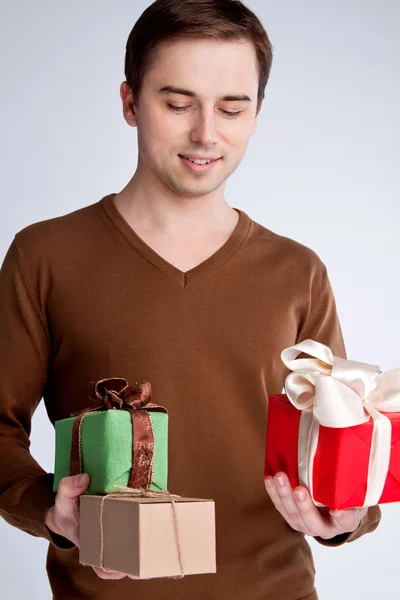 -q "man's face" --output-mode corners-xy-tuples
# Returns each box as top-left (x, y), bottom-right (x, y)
(121, 38), (260, 200)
